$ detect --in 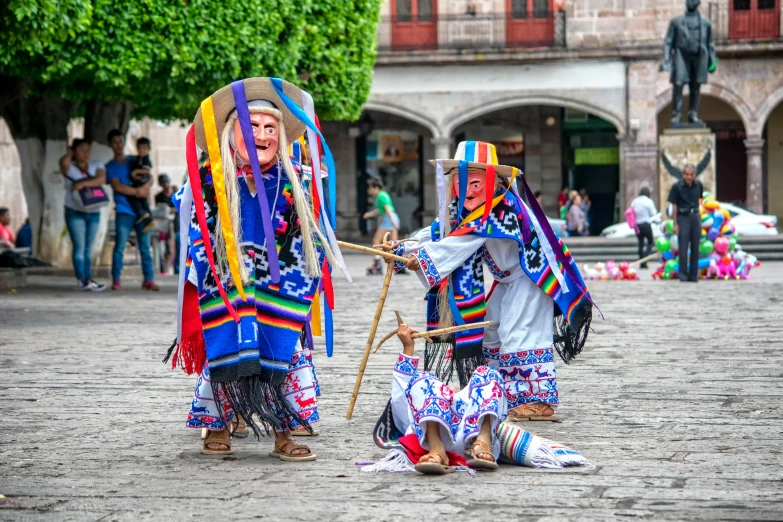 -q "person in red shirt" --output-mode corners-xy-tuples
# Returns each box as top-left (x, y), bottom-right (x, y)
(0, 208), (16, 248)
(557, 186), (570, 209)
